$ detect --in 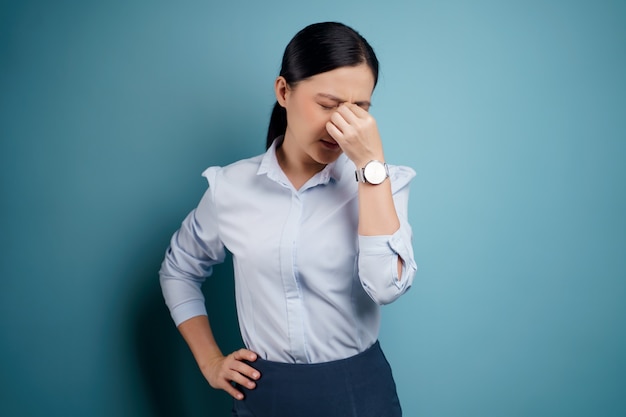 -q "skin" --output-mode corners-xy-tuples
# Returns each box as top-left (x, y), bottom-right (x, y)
(178, 63), (403, 401)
